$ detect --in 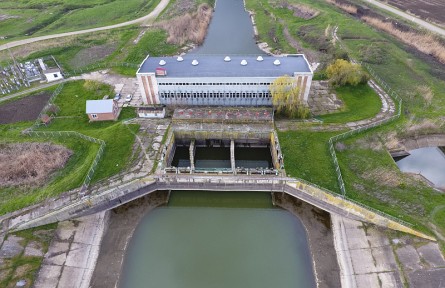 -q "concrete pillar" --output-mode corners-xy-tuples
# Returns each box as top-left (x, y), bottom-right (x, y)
(189, 140), (195, 173)
(230, 140), (236, 174)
